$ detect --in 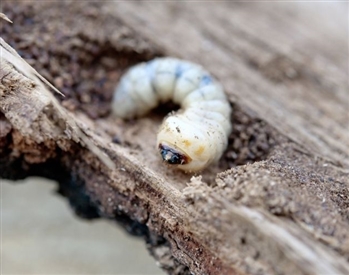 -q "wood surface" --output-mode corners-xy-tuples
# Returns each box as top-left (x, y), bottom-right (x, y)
(1, 2), (348, 275)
